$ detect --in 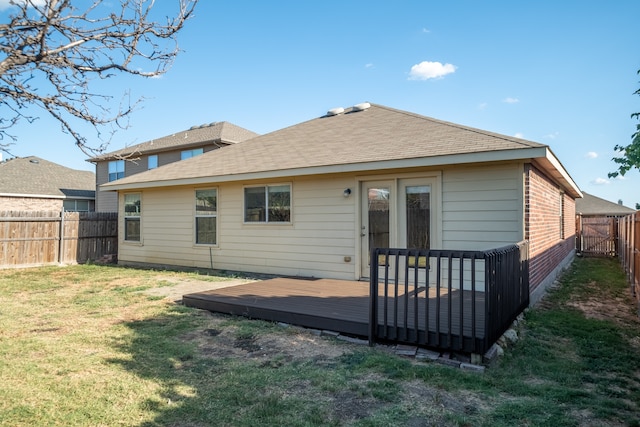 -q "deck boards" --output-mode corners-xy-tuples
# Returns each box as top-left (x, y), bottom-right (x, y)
(183, 277), (486, 351)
